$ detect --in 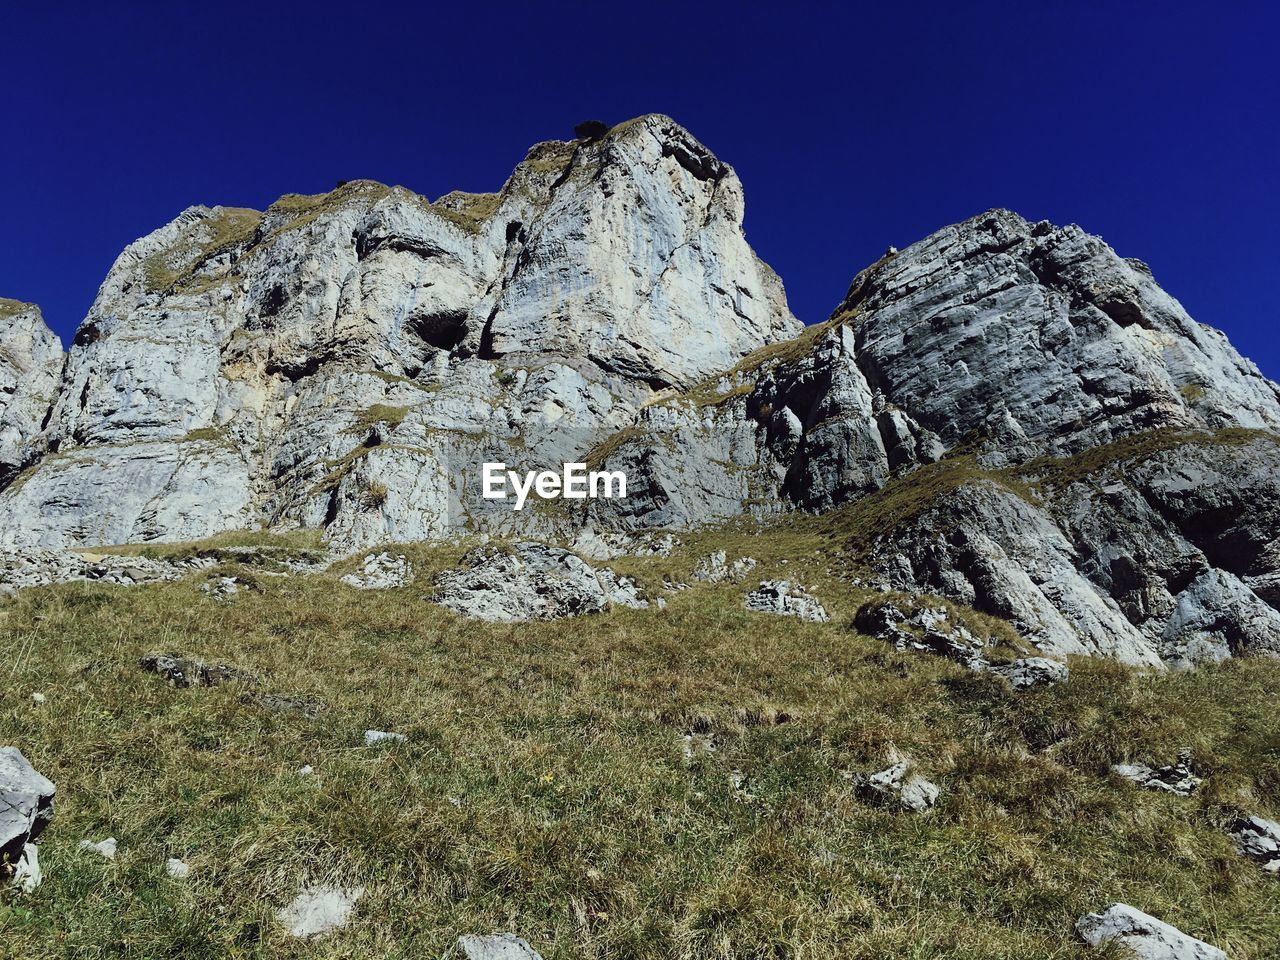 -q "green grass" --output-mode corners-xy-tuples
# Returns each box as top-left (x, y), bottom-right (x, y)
(341, 404), (411, 437)
(0, 297), (35, 321)
(2, 530), (1278, 958)
(1014, 427), (1278, 493)
(142, 207), (262, 295)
